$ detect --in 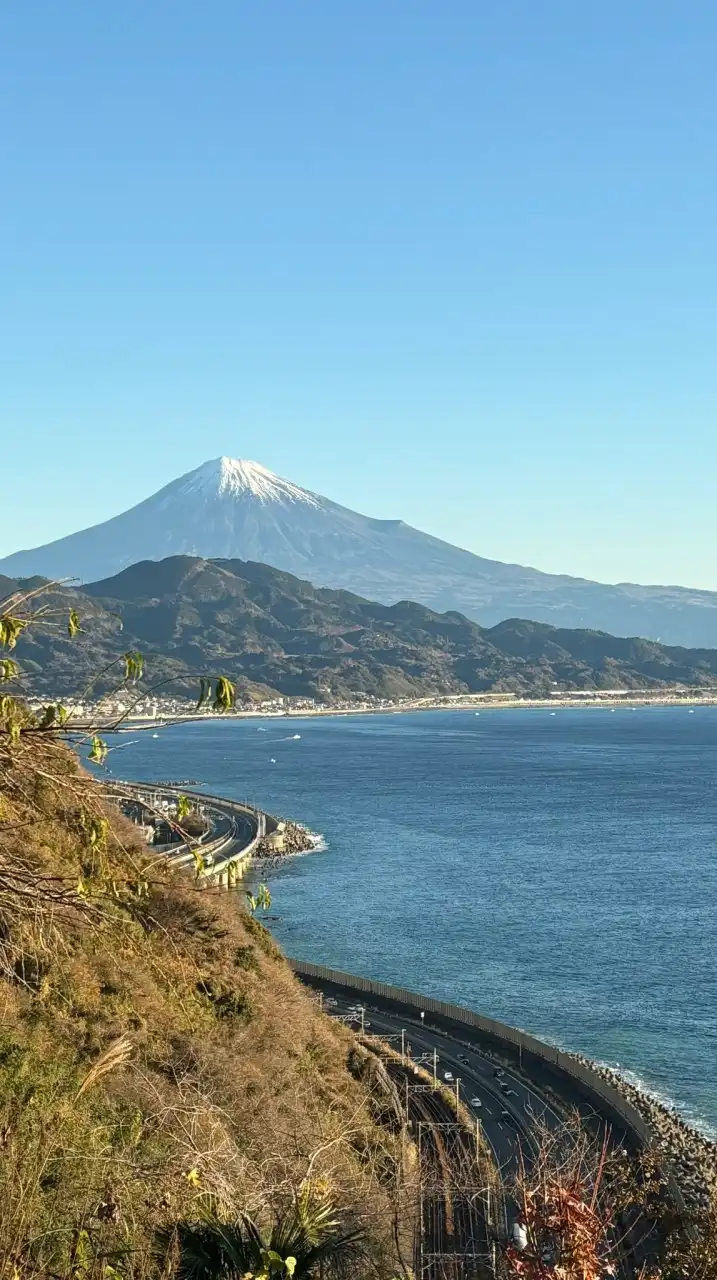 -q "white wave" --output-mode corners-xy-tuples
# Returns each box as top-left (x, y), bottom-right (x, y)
(518, 1026), (717, 1142)
(265, 829), (327, 860)
(595, 1060), (717, 1141)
